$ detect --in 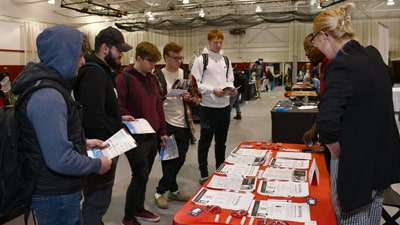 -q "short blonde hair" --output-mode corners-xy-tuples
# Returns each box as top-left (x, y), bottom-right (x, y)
(312, 2), (356, 40)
